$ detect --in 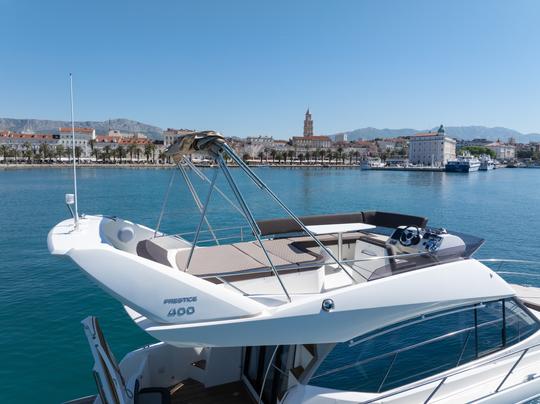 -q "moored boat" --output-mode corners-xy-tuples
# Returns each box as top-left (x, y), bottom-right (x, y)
(445, 152), (481, 172)
(50, 132), (540, 404)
